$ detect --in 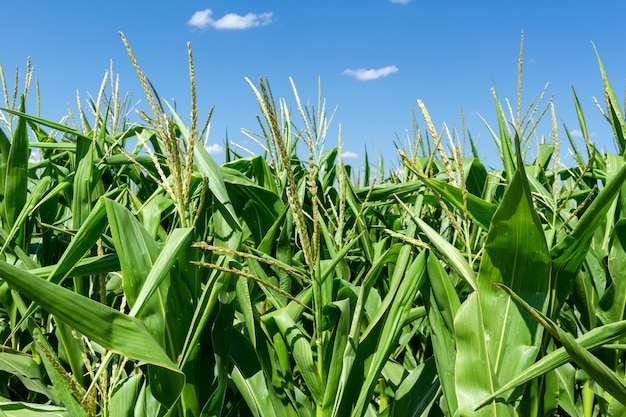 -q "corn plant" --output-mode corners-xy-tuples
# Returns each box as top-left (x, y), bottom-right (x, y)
(0, 33), (625, 417)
